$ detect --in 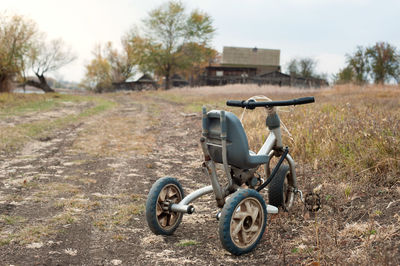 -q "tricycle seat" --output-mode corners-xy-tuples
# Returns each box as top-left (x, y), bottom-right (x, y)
(203, 110), (268, 169)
